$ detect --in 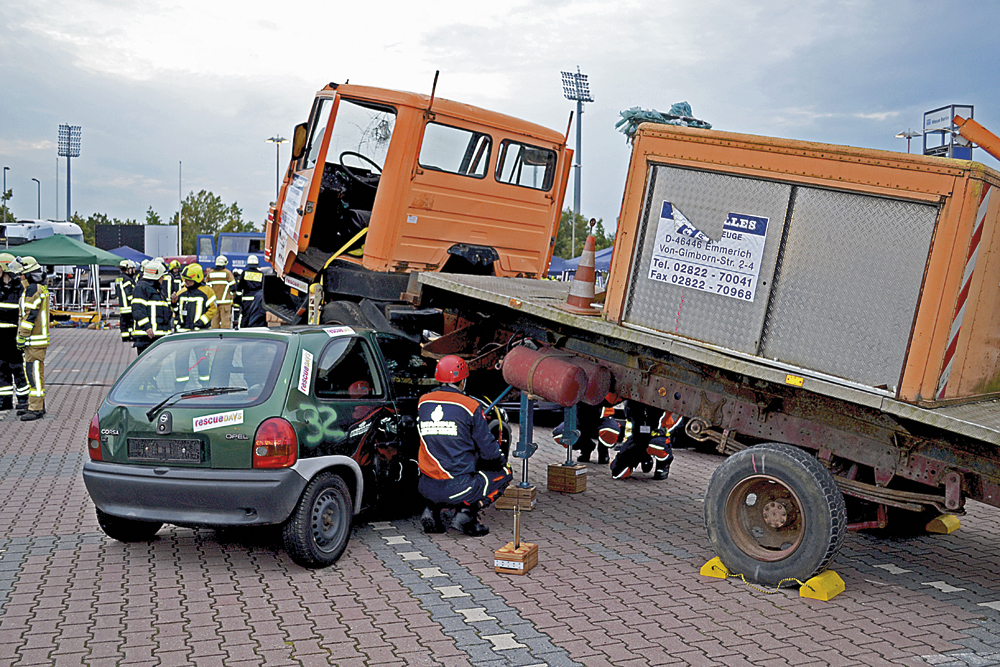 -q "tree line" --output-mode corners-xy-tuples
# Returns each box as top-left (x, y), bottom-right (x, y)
(1, 189), (259, 255)
(554, 209), (615, 259)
